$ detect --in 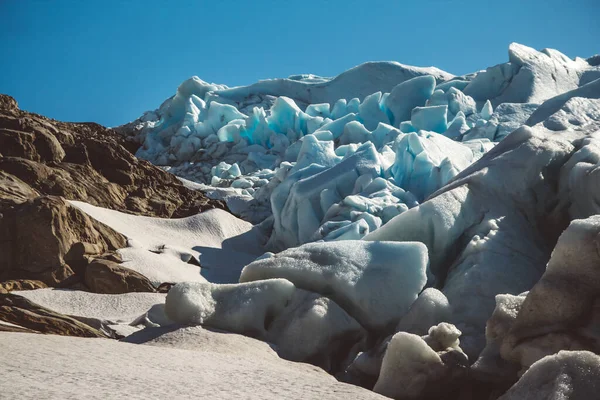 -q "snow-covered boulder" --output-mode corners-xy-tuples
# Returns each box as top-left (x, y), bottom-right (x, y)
(164, 279), (295, 338)
(240, 240), (428, 331)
